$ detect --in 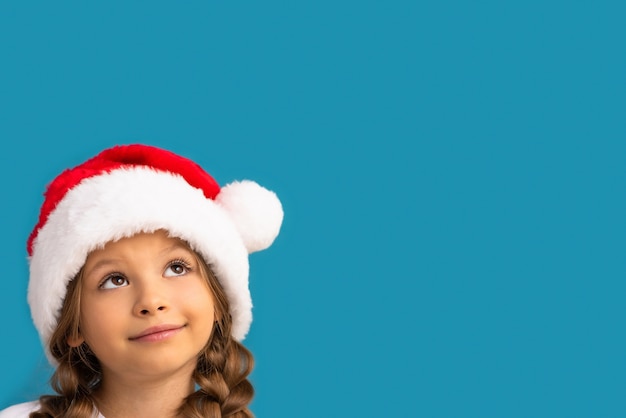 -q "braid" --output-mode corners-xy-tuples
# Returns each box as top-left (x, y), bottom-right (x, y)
(31, 276), (101, 418)
(178, 315), (255, 417)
